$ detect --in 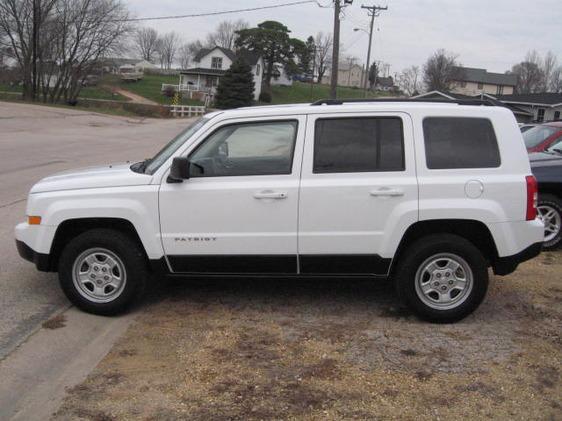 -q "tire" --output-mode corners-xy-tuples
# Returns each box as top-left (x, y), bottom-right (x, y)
(394, 234), (489, 323)
(537, 194), (562, 250)
(58, 229), (147, 315)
